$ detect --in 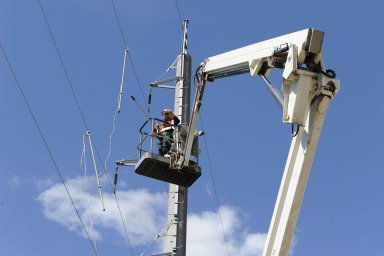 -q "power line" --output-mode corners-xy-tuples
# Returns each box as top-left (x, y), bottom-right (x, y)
(93, 140), (135, 256)
(112, 190), (135, 255)
(127, 53), (146, 103)
(37, 0), (89, 131)
(102, 106), (167, 250)
(173, 0), (183, 28)
(199, 115), (230, 256)
(0, 41), (100, 256)
(37, 1), (135, 254)
(83, 112), (135, 255)
(108, 0), (146, 103)
(110, 0), (128, 49)
(103, 0), (175, 234)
